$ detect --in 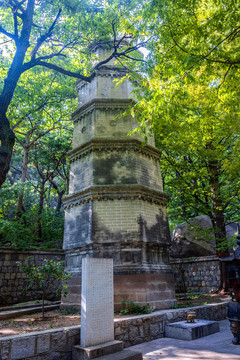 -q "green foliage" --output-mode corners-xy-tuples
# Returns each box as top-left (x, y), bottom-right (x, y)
(18, 258), (71, 297)
(18, 258), (72, 319)
(130, 0), (240, 249)
(0, 205), (64, 250)
(60, 308), (81, 315)
(0, 216), (36, 250)
(120, 300), (154, 315)
(0, 0), (150, 249)
(40, 209), (64, 249)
